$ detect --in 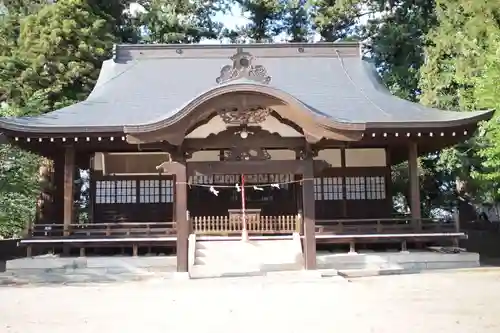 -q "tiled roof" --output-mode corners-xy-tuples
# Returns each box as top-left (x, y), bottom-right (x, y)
(0, 43), (492, 133)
